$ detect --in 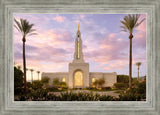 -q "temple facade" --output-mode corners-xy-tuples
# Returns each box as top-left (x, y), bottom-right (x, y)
(42, 24), (117, 88)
